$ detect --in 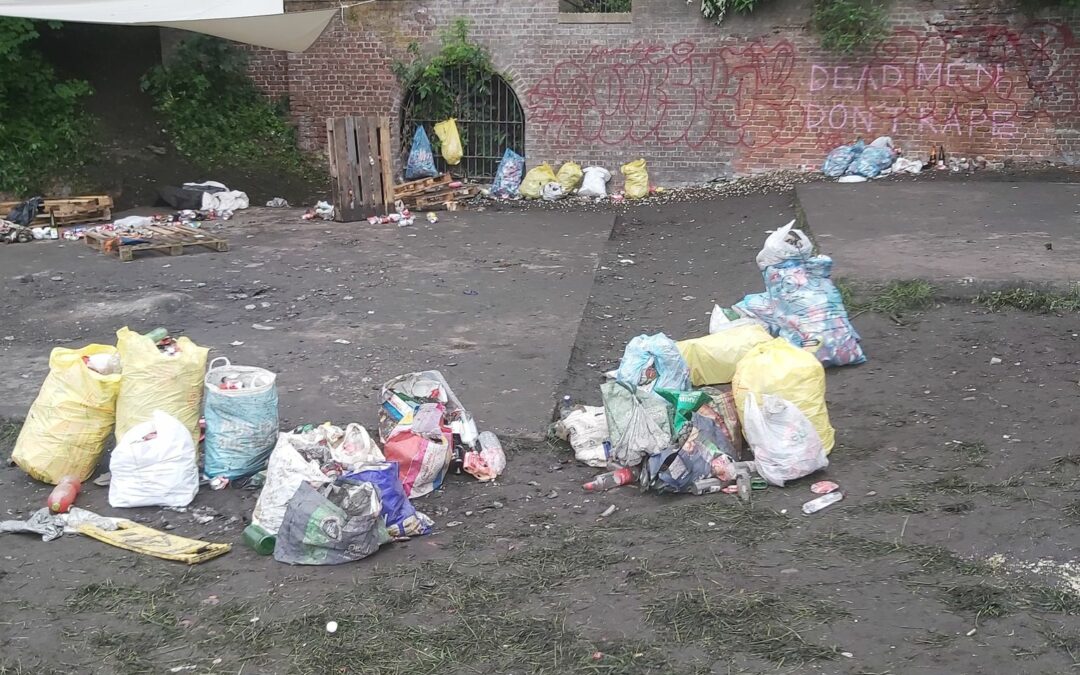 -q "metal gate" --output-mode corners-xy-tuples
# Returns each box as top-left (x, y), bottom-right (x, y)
(399, 68), (525, 180)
